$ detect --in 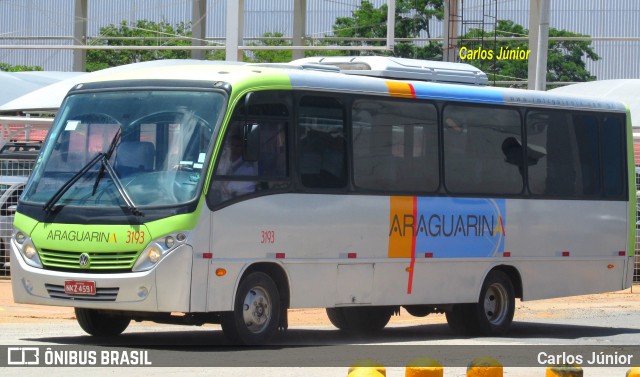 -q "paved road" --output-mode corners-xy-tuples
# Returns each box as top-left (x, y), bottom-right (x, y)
(1, 280), (640, 377)
(1, 320), (639, 376)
